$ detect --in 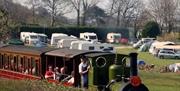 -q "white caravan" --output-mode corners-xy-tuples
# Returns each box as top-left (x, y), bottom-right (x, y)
(20, 32), (48, 46)
(38, 33), (48, 43)
(70, 40), (115, 52)
(149, 41), (175, 54)
(57, 38), (78, 48)
(107, 33), (121, 43)
(50, 33), (77, 46)
(80, 32), (98, 41)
